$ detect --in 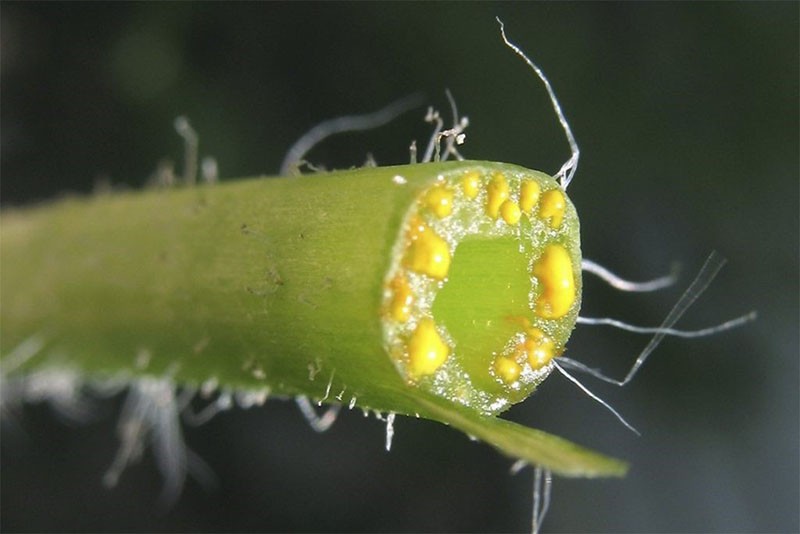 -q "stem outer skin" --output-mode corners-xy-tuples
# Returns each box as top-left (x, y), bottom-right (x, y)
(0, 161), (627, 478)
